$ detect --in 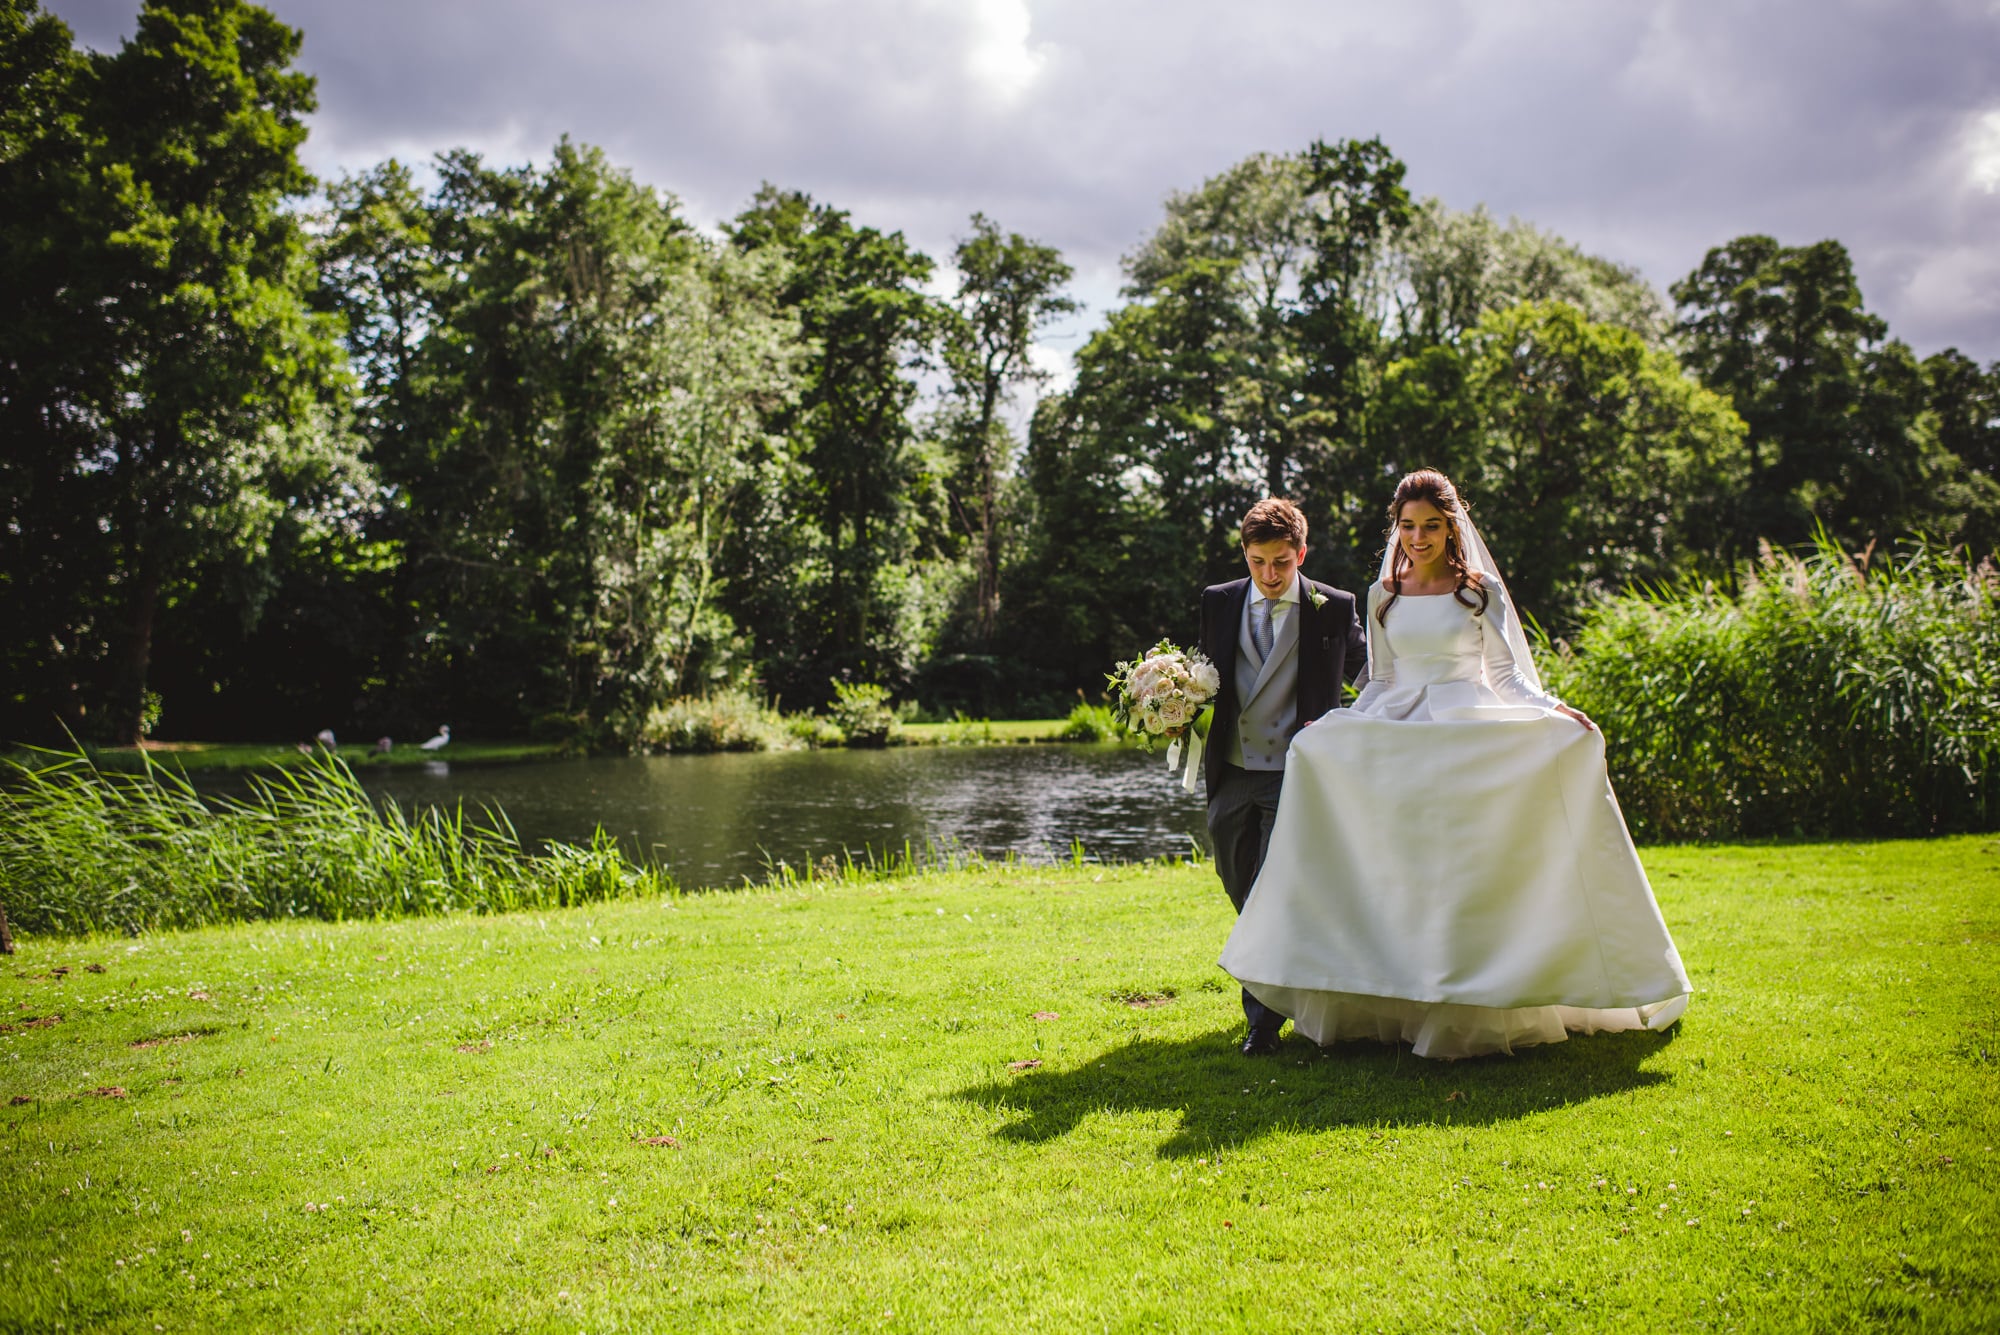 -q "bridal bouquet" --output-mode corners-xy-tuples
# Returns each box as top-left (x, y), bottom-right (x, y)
(1108, 640), (1220, 791)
